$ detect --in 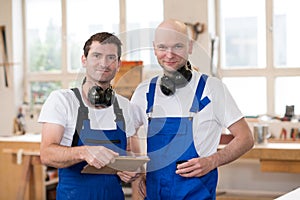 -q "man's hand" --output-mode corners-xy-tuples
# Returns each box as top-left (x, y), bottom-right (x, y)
(83, 146), (119, 169)
(175, 157), (215, 177)
(117, 171), (141, 183)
